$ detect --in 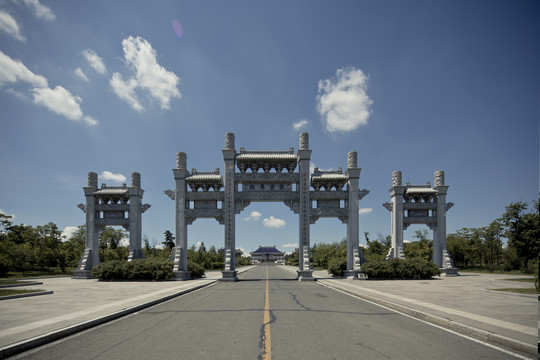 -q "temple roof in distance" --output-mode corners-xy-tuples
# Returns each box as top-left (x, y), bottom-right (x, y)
(250, 246), (285, 255)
